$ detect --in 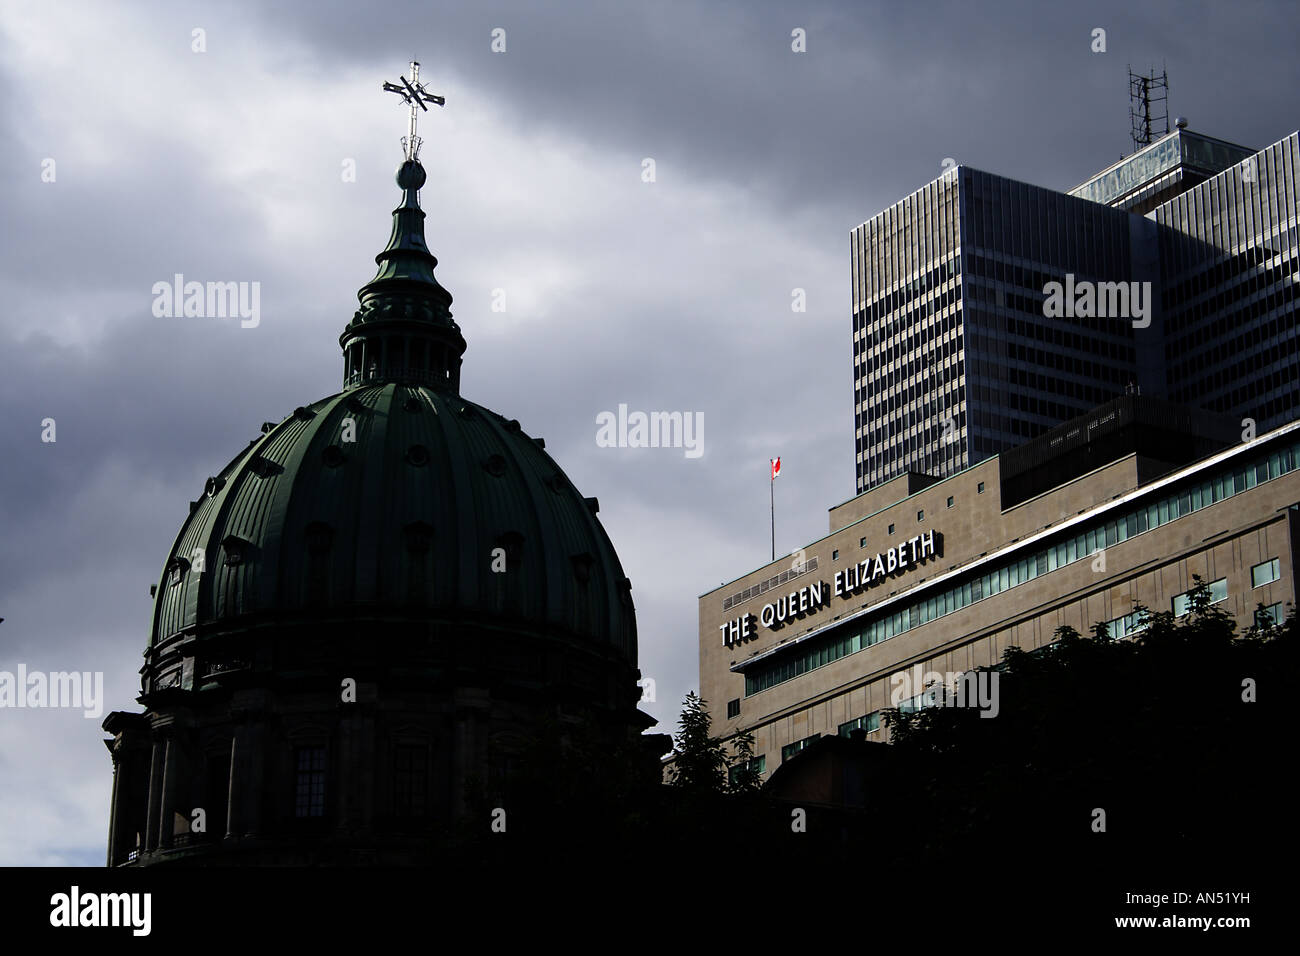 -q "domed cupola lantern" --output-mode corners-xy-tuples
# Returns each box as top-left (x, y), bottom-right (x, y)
(101, 61), (665, 867)
(341, 62), (465, 391)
